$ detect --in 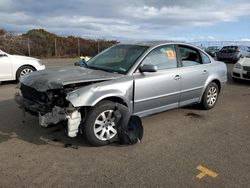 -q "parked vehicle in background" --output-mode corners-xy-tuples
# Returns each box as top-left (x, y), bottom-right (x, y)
(0, 49), (45, 82)
(232, 55), (250, 81)
(16, 41), (227, 146)
(217, 46), (250, 63)
(205, 46), (220, 57)
(74, 56), (91, 66)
